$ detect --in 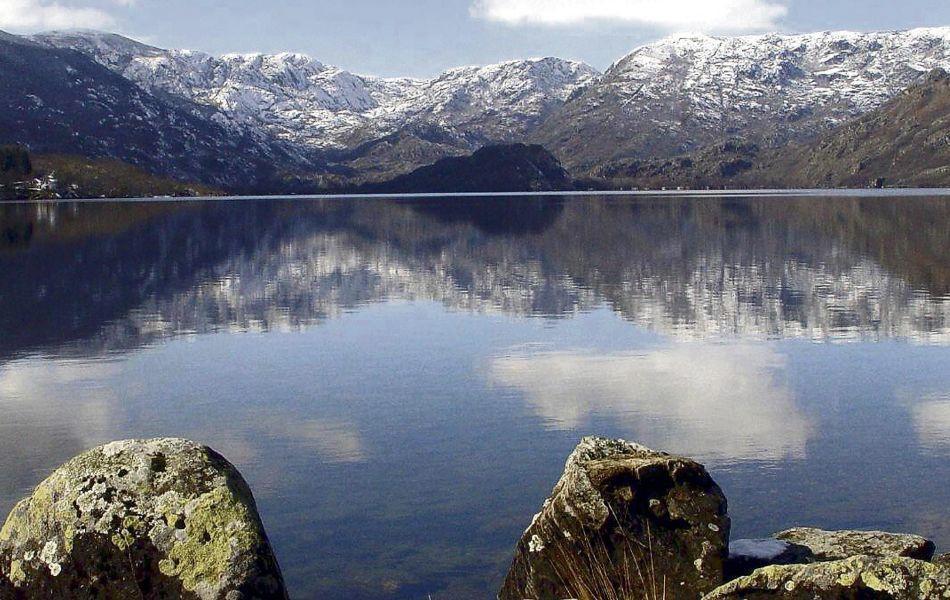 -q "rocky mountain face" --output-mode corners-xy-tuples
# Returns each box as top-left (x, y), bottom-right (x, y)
(591, 68), (950, 189)
(6, 27), (950, 189)
(32, 30), (599, 182)
(585, 139), (764, 190)
(0, 32), (295, 190)
(771, 68), (950, 187)
(536, 28), (950, 173)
